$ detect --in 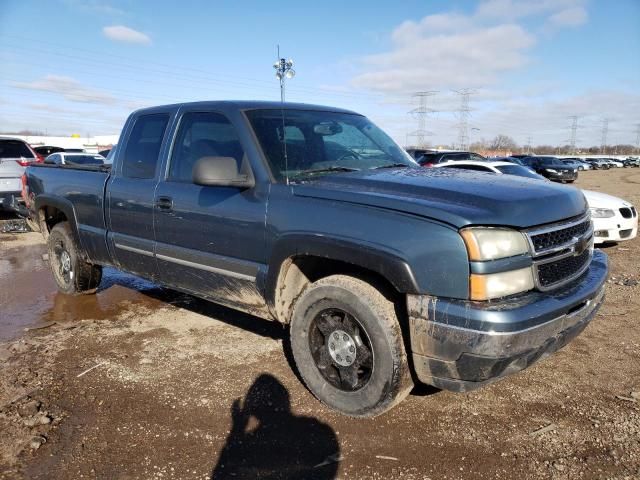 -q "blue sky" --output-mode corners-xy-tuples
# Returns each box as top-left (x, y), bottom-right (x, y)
(0, 0), (638, 147)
